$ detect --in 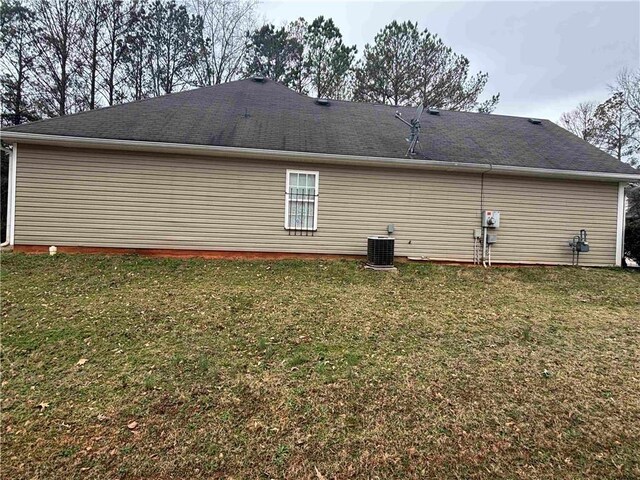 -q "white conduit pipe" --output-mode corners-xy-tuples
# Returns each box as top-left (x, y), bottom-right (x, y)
(479, 165), (492, 268)
(482, 227), (488, 268)
(473, 237), (477, 264)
